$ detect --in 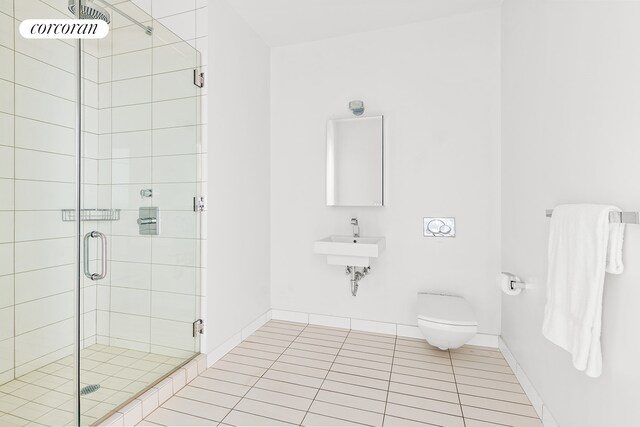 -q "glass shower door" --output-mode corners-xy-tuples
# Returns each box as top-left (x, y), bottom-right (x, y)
(0, 1), (203, 426)
(1, 1), (80, 426)
(78, 1), (203, 425)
